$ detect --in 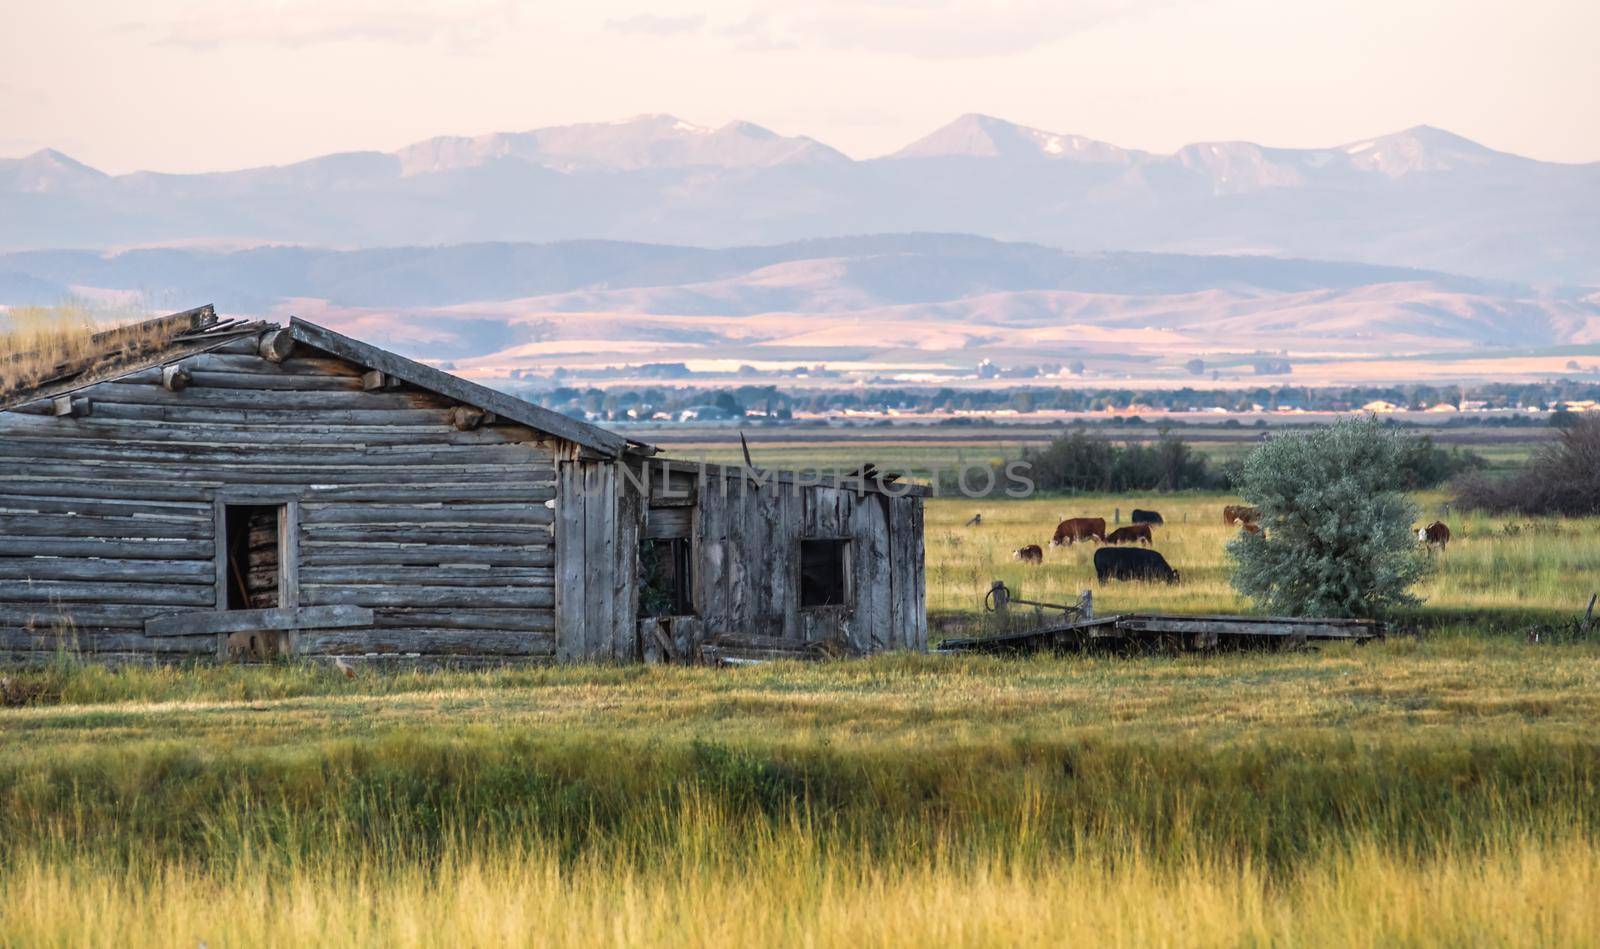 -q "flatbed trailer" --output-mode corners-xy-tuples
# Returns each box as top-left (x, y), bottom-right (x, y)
(935, 582), (1384, 655)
